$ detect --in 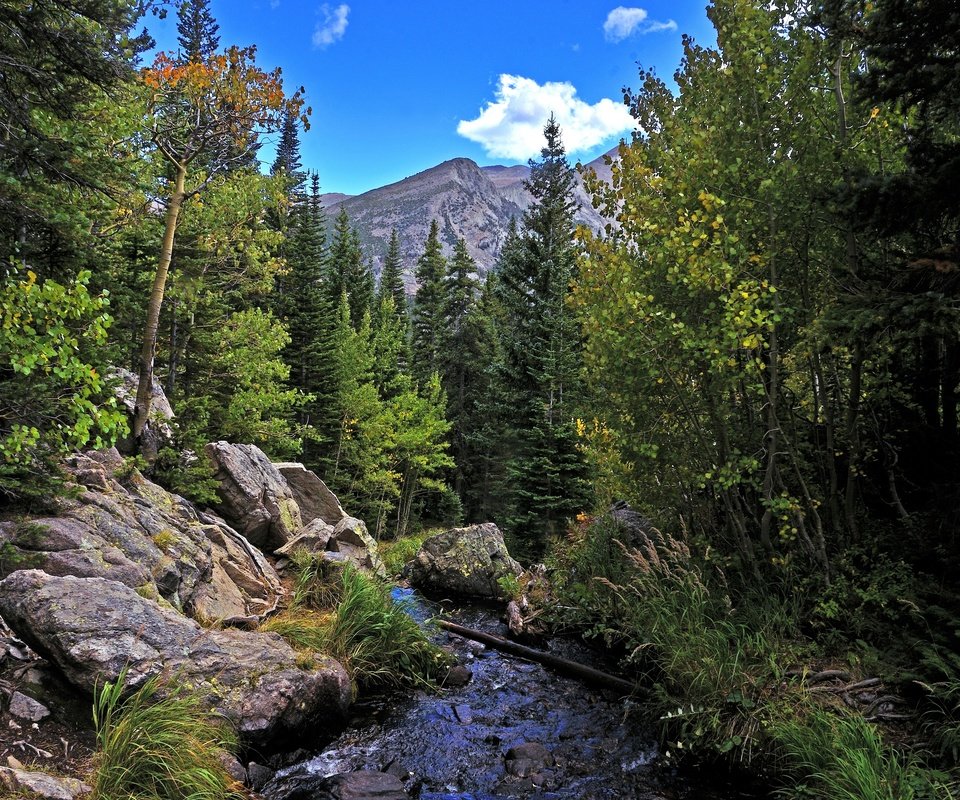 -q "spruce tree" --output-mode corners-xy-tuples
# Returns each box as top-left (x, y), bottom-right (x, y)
(441, 238), (481, 497)
(493, 117), (589, 559)
(378, 229), (409, 323)
(375, 228), (411, 373)
(411, 220), (447, 385)
(271, 109), (306, 201)
(326, 208), (373, 328)
(176, 0), (220, 62)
